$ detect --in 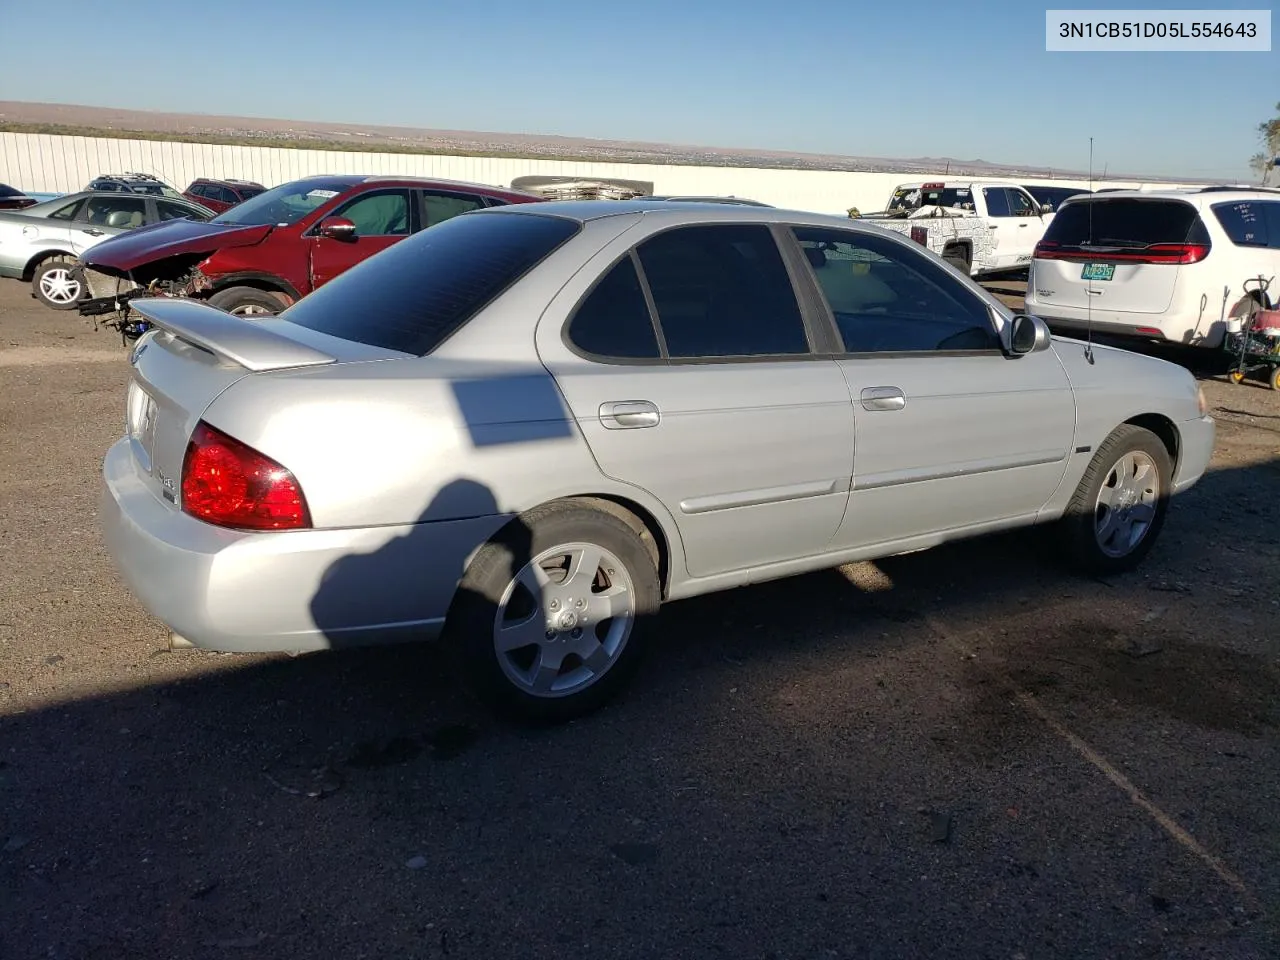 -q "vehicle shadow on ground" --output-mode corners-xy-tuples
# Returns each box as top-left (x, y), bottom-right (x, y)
(3, 460), (1279, 959)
